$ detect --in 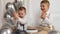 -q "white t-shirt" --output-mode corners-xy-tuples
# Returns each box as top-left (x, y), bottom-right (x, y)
(15, 15), (28, 30)
(35, 11), (53, 27)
